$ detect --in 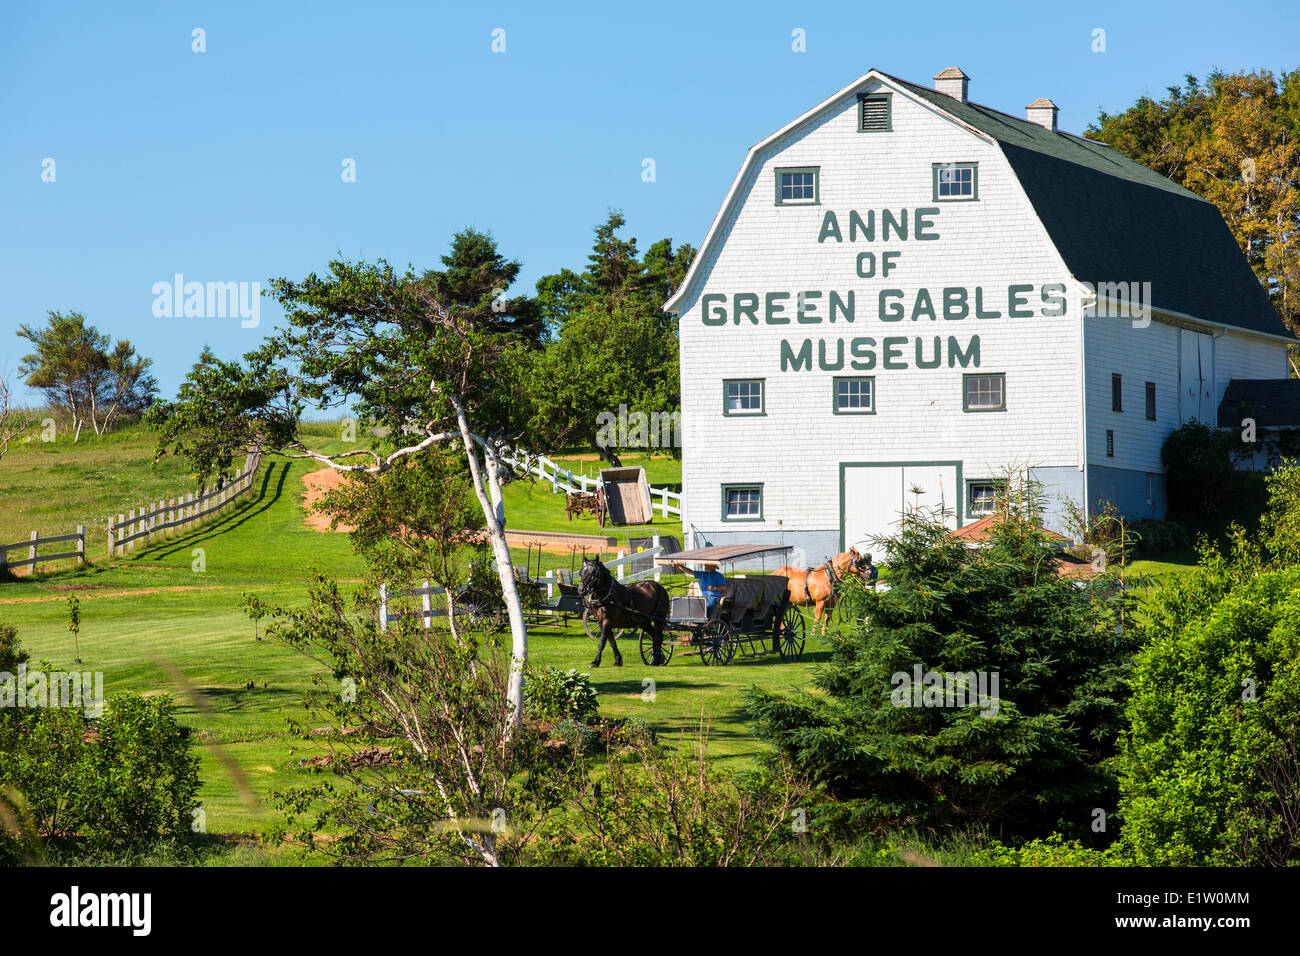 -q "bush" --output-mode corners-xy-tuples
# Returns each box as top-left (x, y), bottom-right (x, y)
(549, 718), (601, 756)
(524, 665), (599, 723)
(1162, 421), (1237, 519)
(0, 628), (201, 860)
(1118, 533), (1300, 865)
(1127, 518), (1191, 557)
